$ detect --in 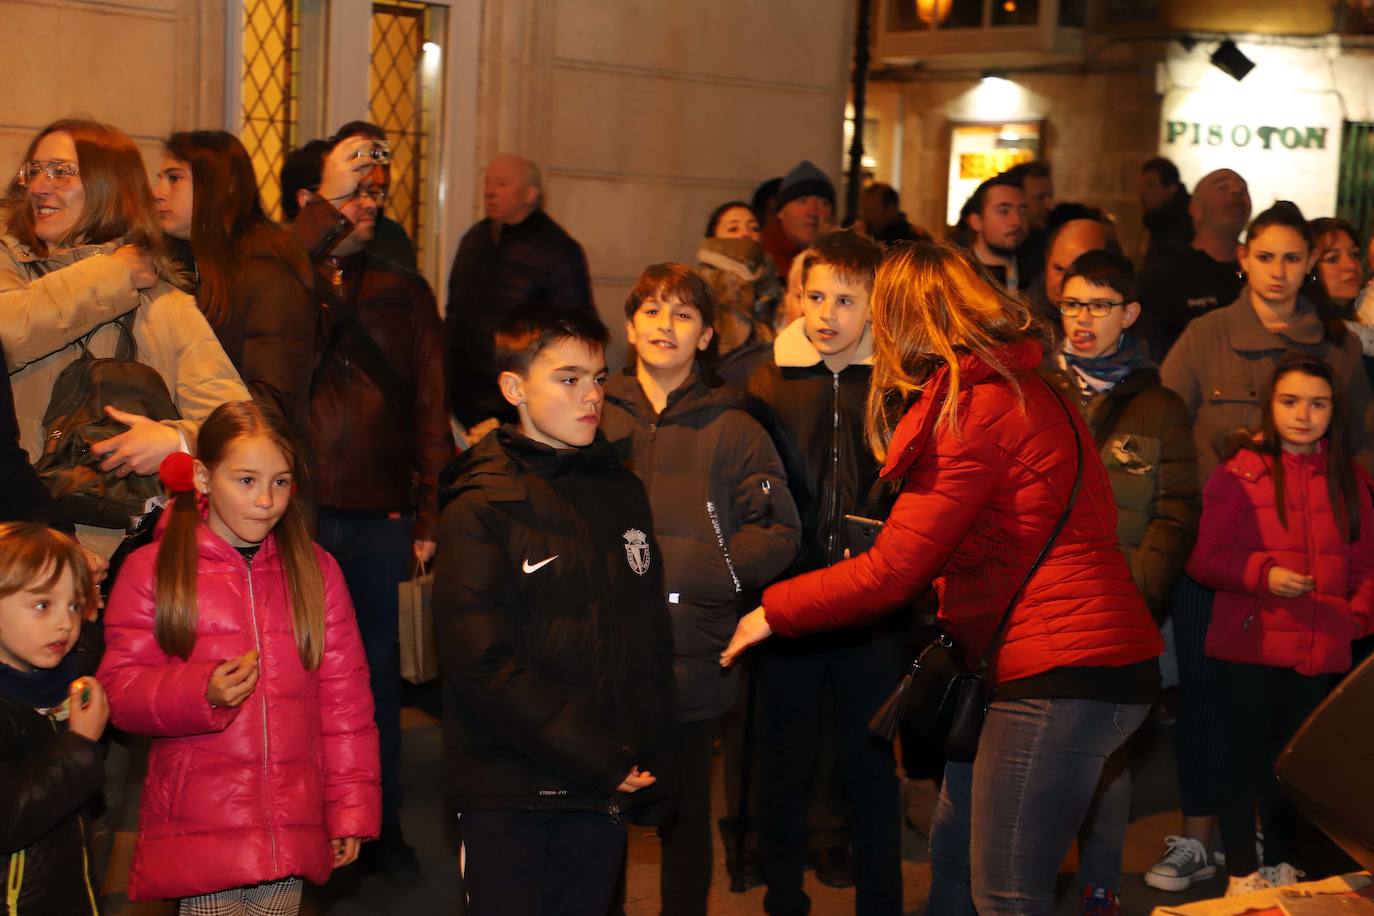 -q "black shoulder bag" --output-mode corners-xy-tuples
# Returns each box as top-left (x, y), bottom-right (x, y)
(868, 376), (1084, 763)
(32, 312), (181, 529)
